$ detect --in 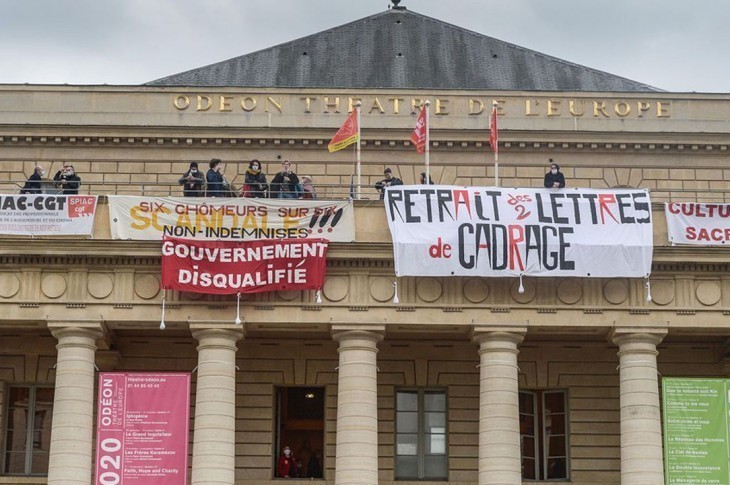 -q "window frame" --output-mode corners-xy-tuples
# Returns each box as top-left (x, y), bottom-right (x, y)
(394, 388), (448, 481)
(1, 384), (54, 476)
(519, 389), (570, 482)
